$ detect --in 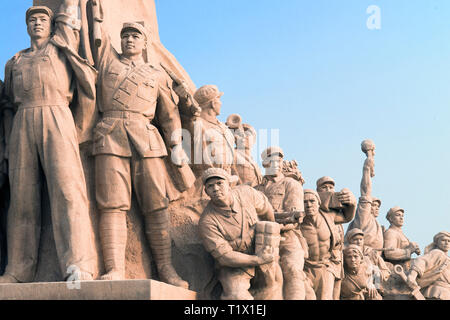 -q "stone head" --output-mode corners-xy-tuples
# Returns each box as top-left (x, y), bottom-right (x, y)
(203, 168), (237, 206)
(194, 85), (224, 116)
(344, 244), (364, 271)
(120, 22), (148, 59)
(347, 228), (365, 248)
(434, 231), (450, 253)
(304, 189), (321, 217)
(316, 176), (335, 193)
(386, 206), (405, 227)
(371, 197), (381, 217)
(261, 146), (284, 176)
(26, 6), (54, 40)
